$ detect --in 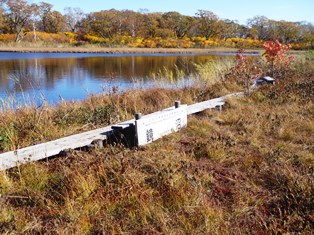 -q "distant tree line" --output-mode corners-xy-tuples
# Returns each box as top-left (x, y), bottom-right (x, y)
(0, 0), (313, 49)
